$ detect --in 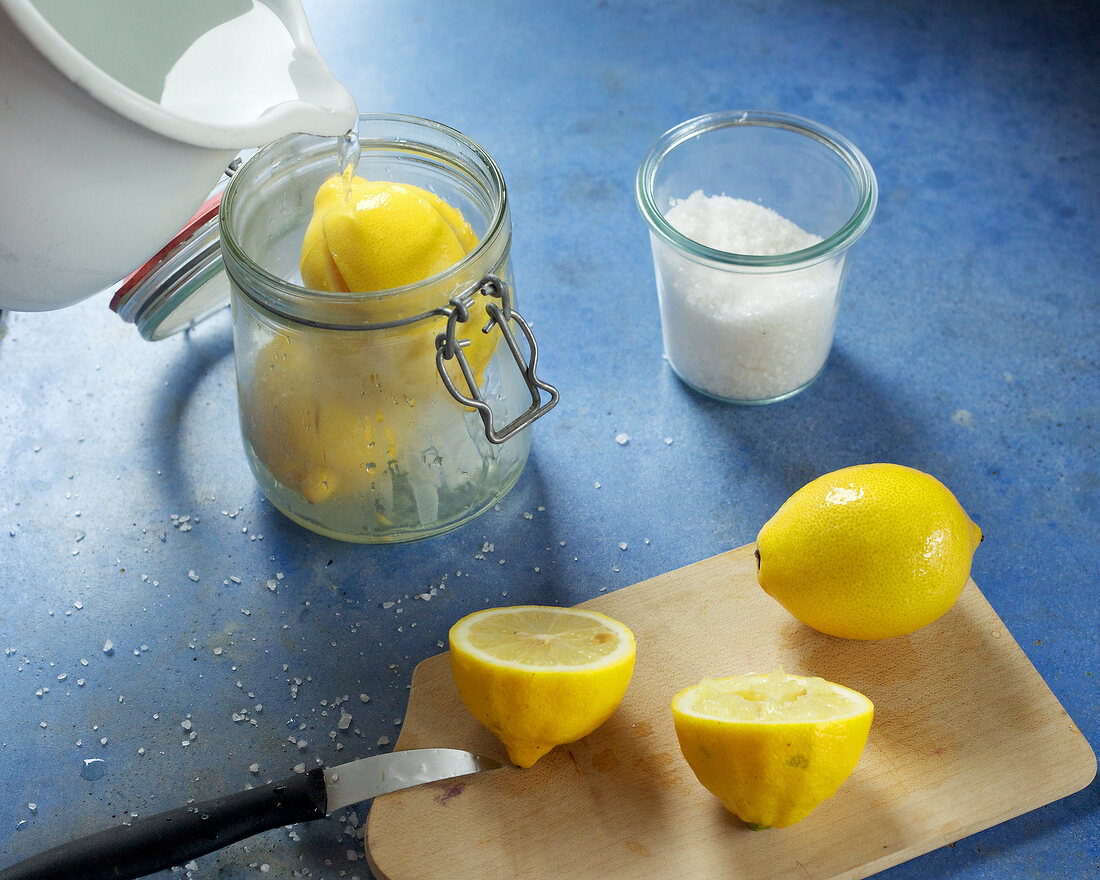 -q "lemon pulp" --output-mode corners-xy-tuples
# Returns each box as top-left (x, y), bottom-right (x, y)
(686, 669), (868, 721)
(461, 607), (631, 668)
(672, 669), (874, 829)
(449, 606), (636, 768)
